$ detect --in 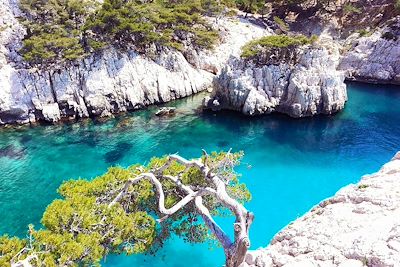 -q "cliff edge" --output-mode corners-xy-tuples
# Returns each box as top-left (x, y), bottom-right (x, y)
(205, 36), (347, 117)
(246, 152), (400, 267)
